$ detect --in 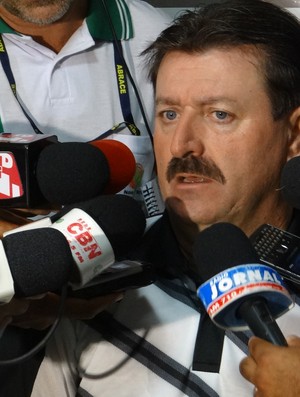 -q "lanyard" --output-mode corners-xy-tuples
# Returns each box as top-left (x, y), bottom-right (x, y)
(0, 34), (140, 138)
(112, 40), (140, 135)
(92, 39), (141, 140)
(0, 34), (44, 134)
